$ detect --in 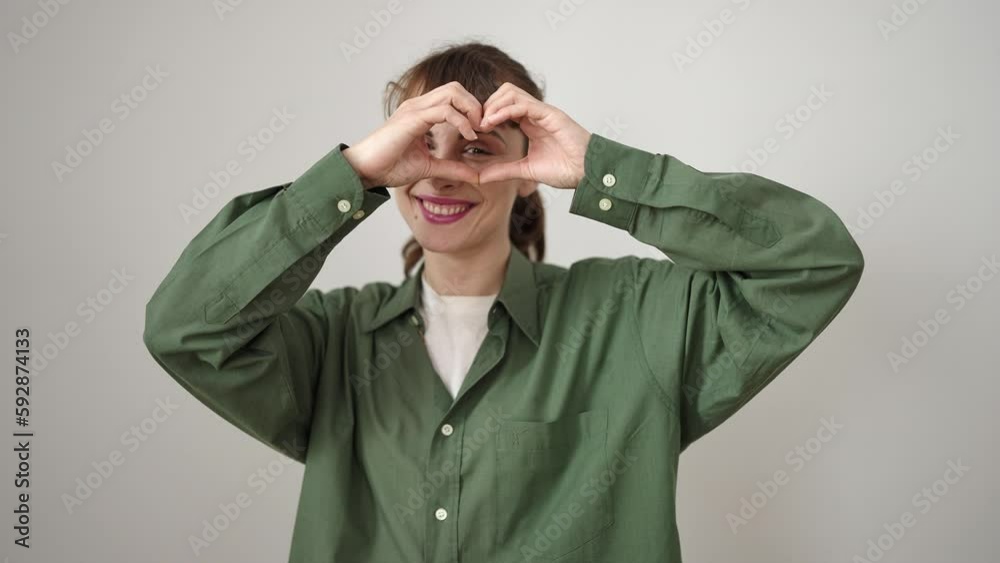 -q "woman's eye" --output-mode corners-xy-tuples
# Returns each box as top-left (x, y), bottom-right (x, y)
(465, 146), (492, 156)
